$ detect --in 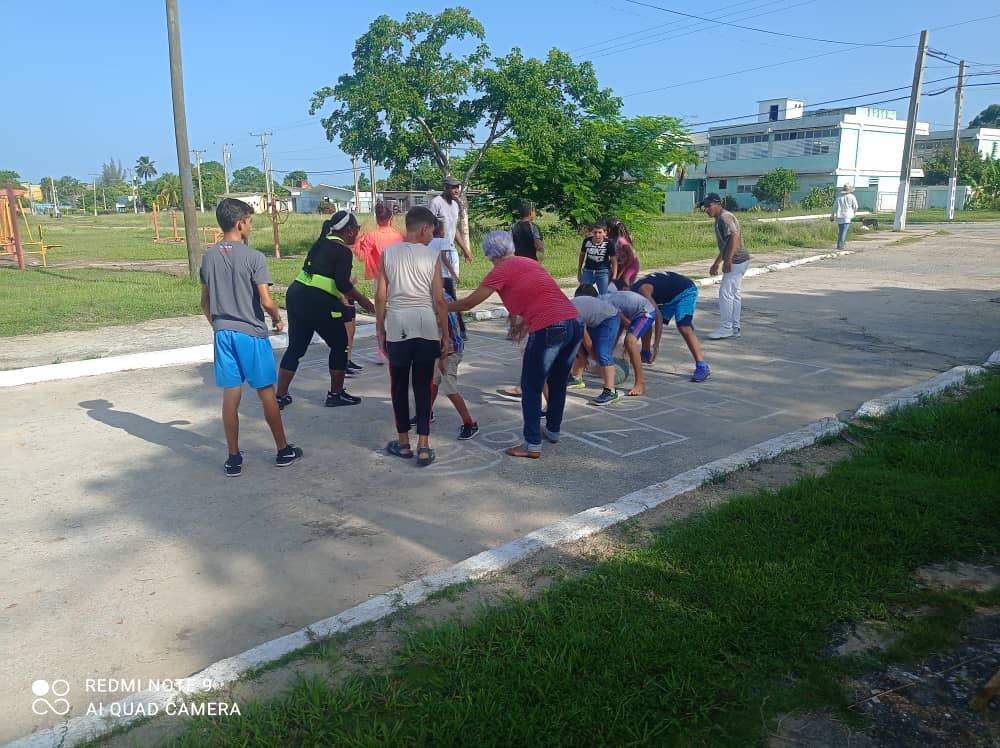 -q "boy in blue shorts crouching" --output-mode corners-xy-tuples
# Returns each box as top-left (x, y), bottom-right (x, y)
(569, 285), (624, 406)
(631, 272), (710, 382)
(605, 279), (655, 396)
(200, 198), (303, 476)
